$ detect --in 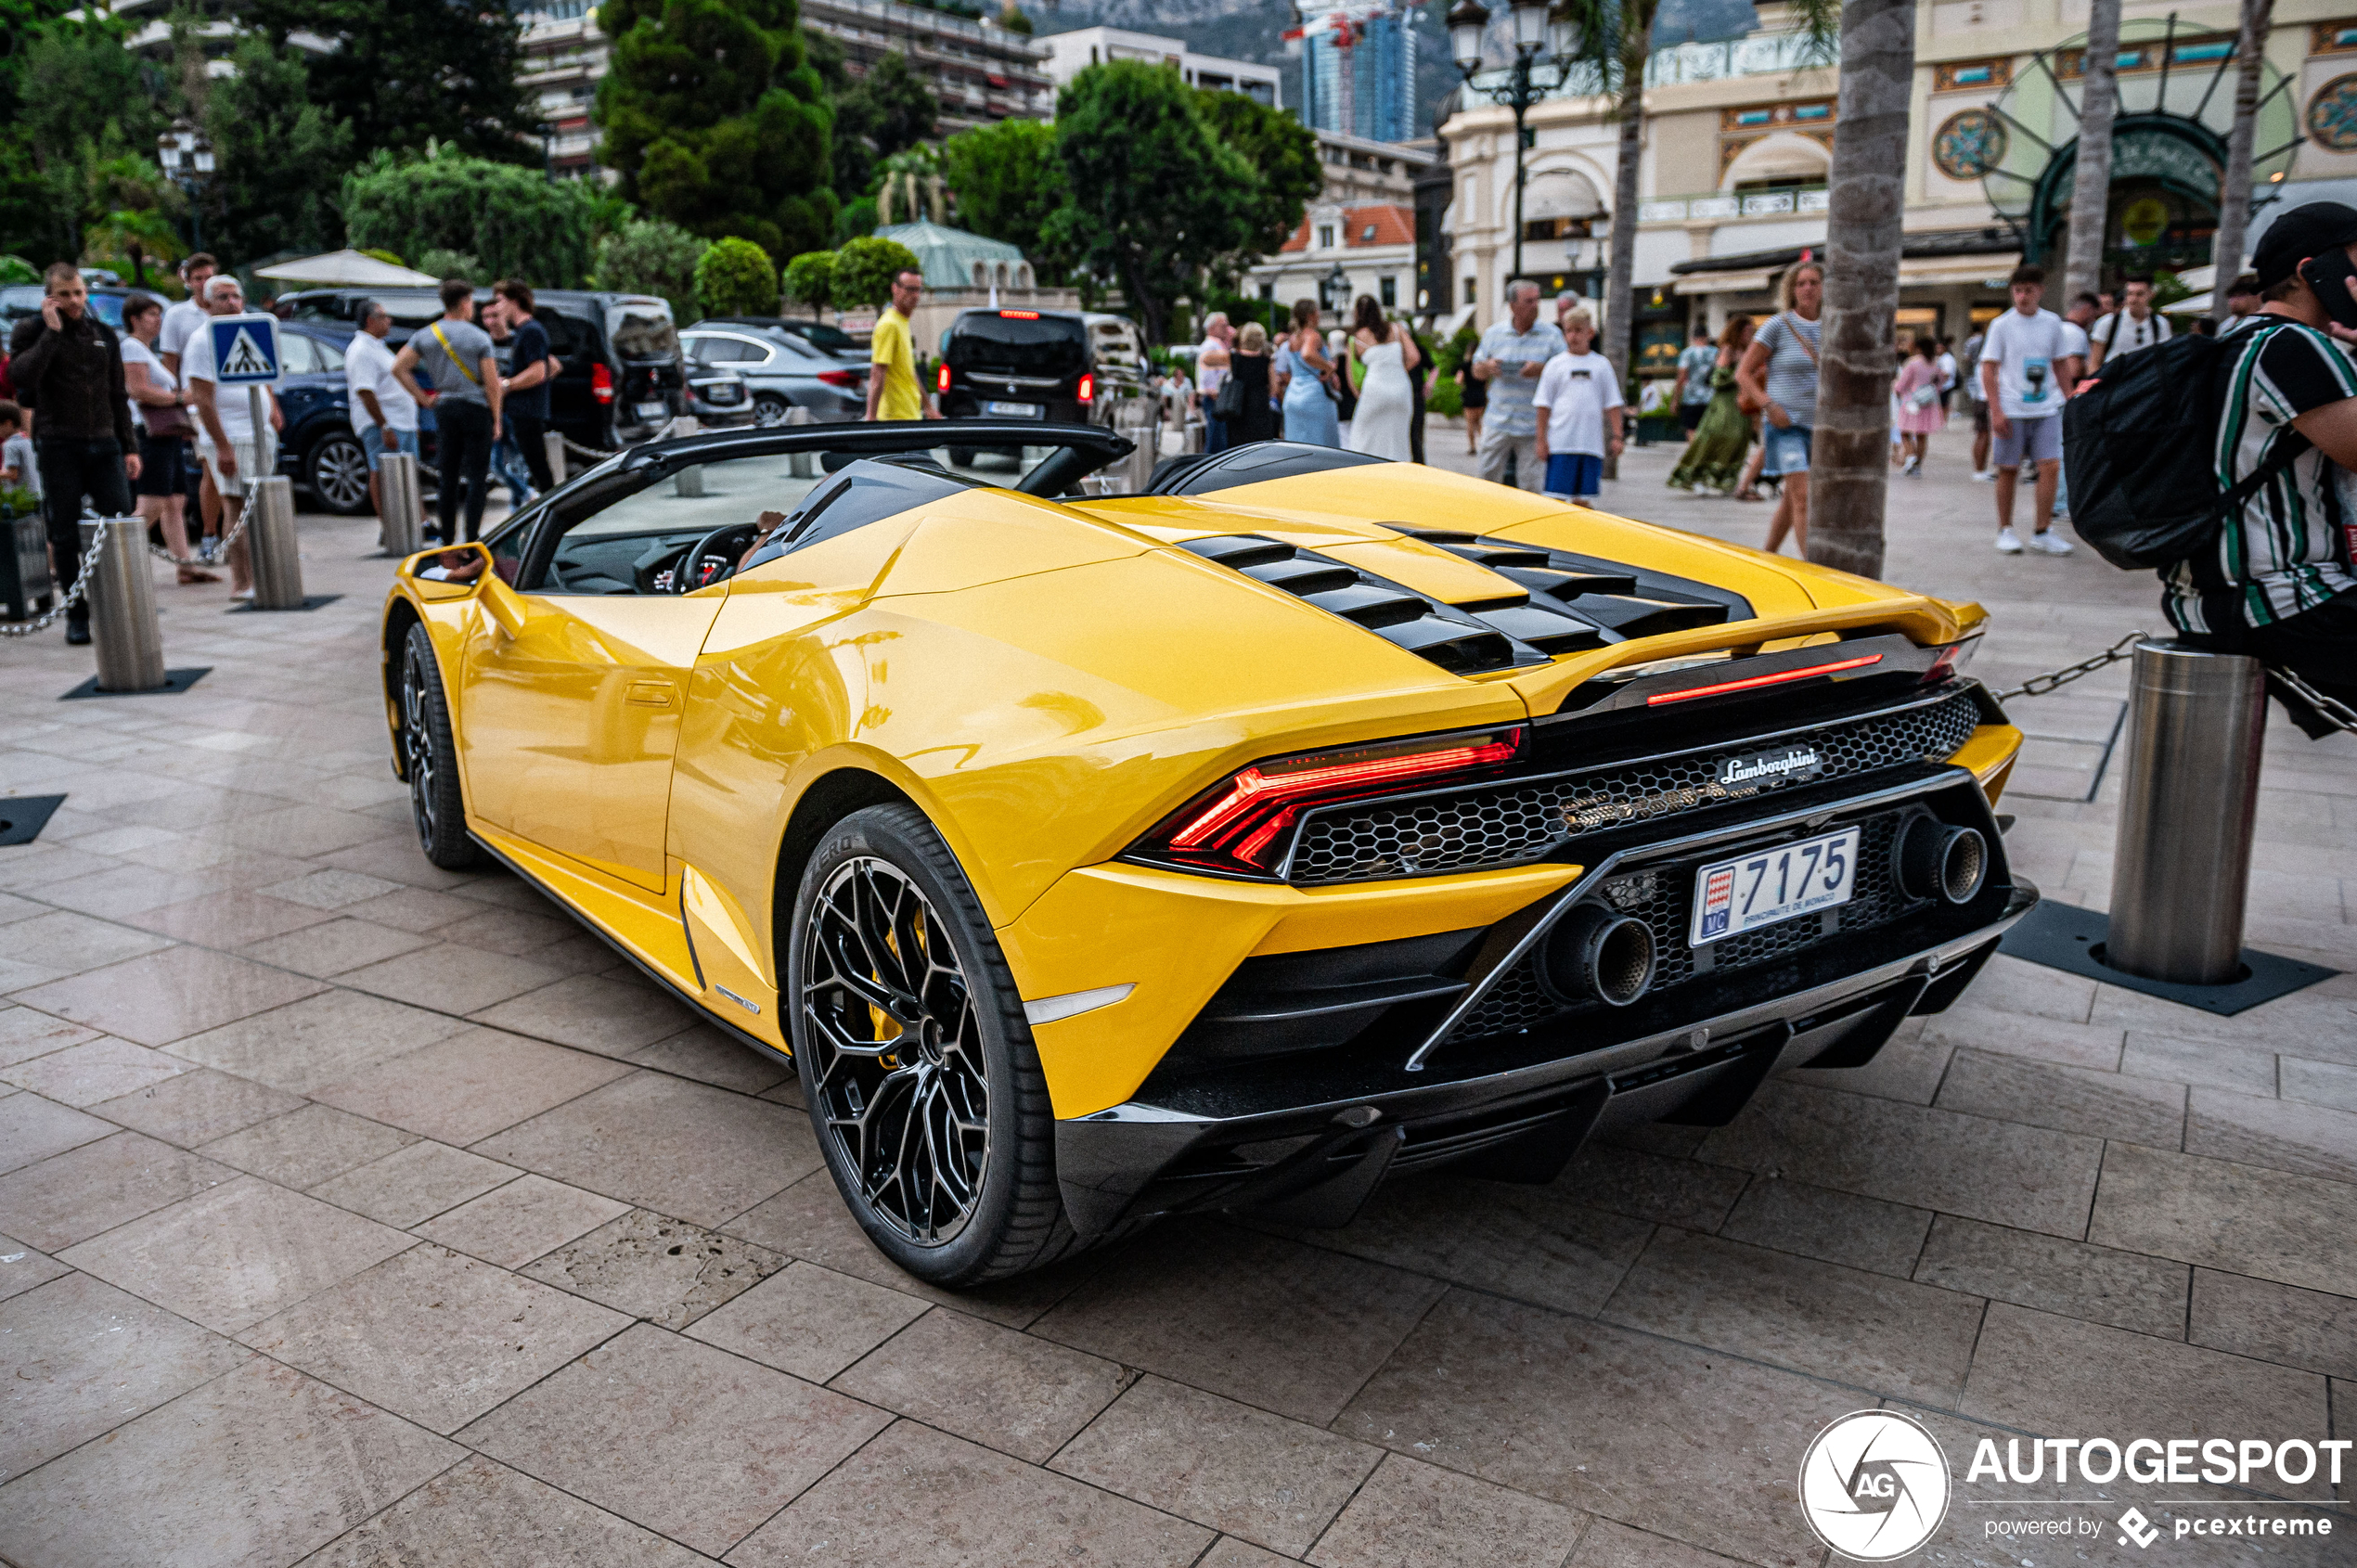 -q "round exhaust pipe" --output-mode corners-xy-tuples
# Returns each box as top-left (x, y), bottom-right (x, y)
(1895, 816), (1989, 906)
(1540, 904), (1657, 1008)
